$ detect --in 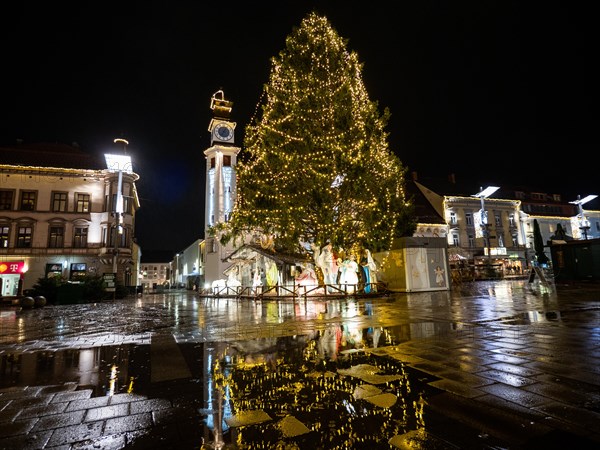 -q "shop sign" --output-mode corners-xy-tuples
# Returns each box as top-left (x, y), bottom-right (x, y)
(103, 273), (116, 292)
(0, 261), (24, 274)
